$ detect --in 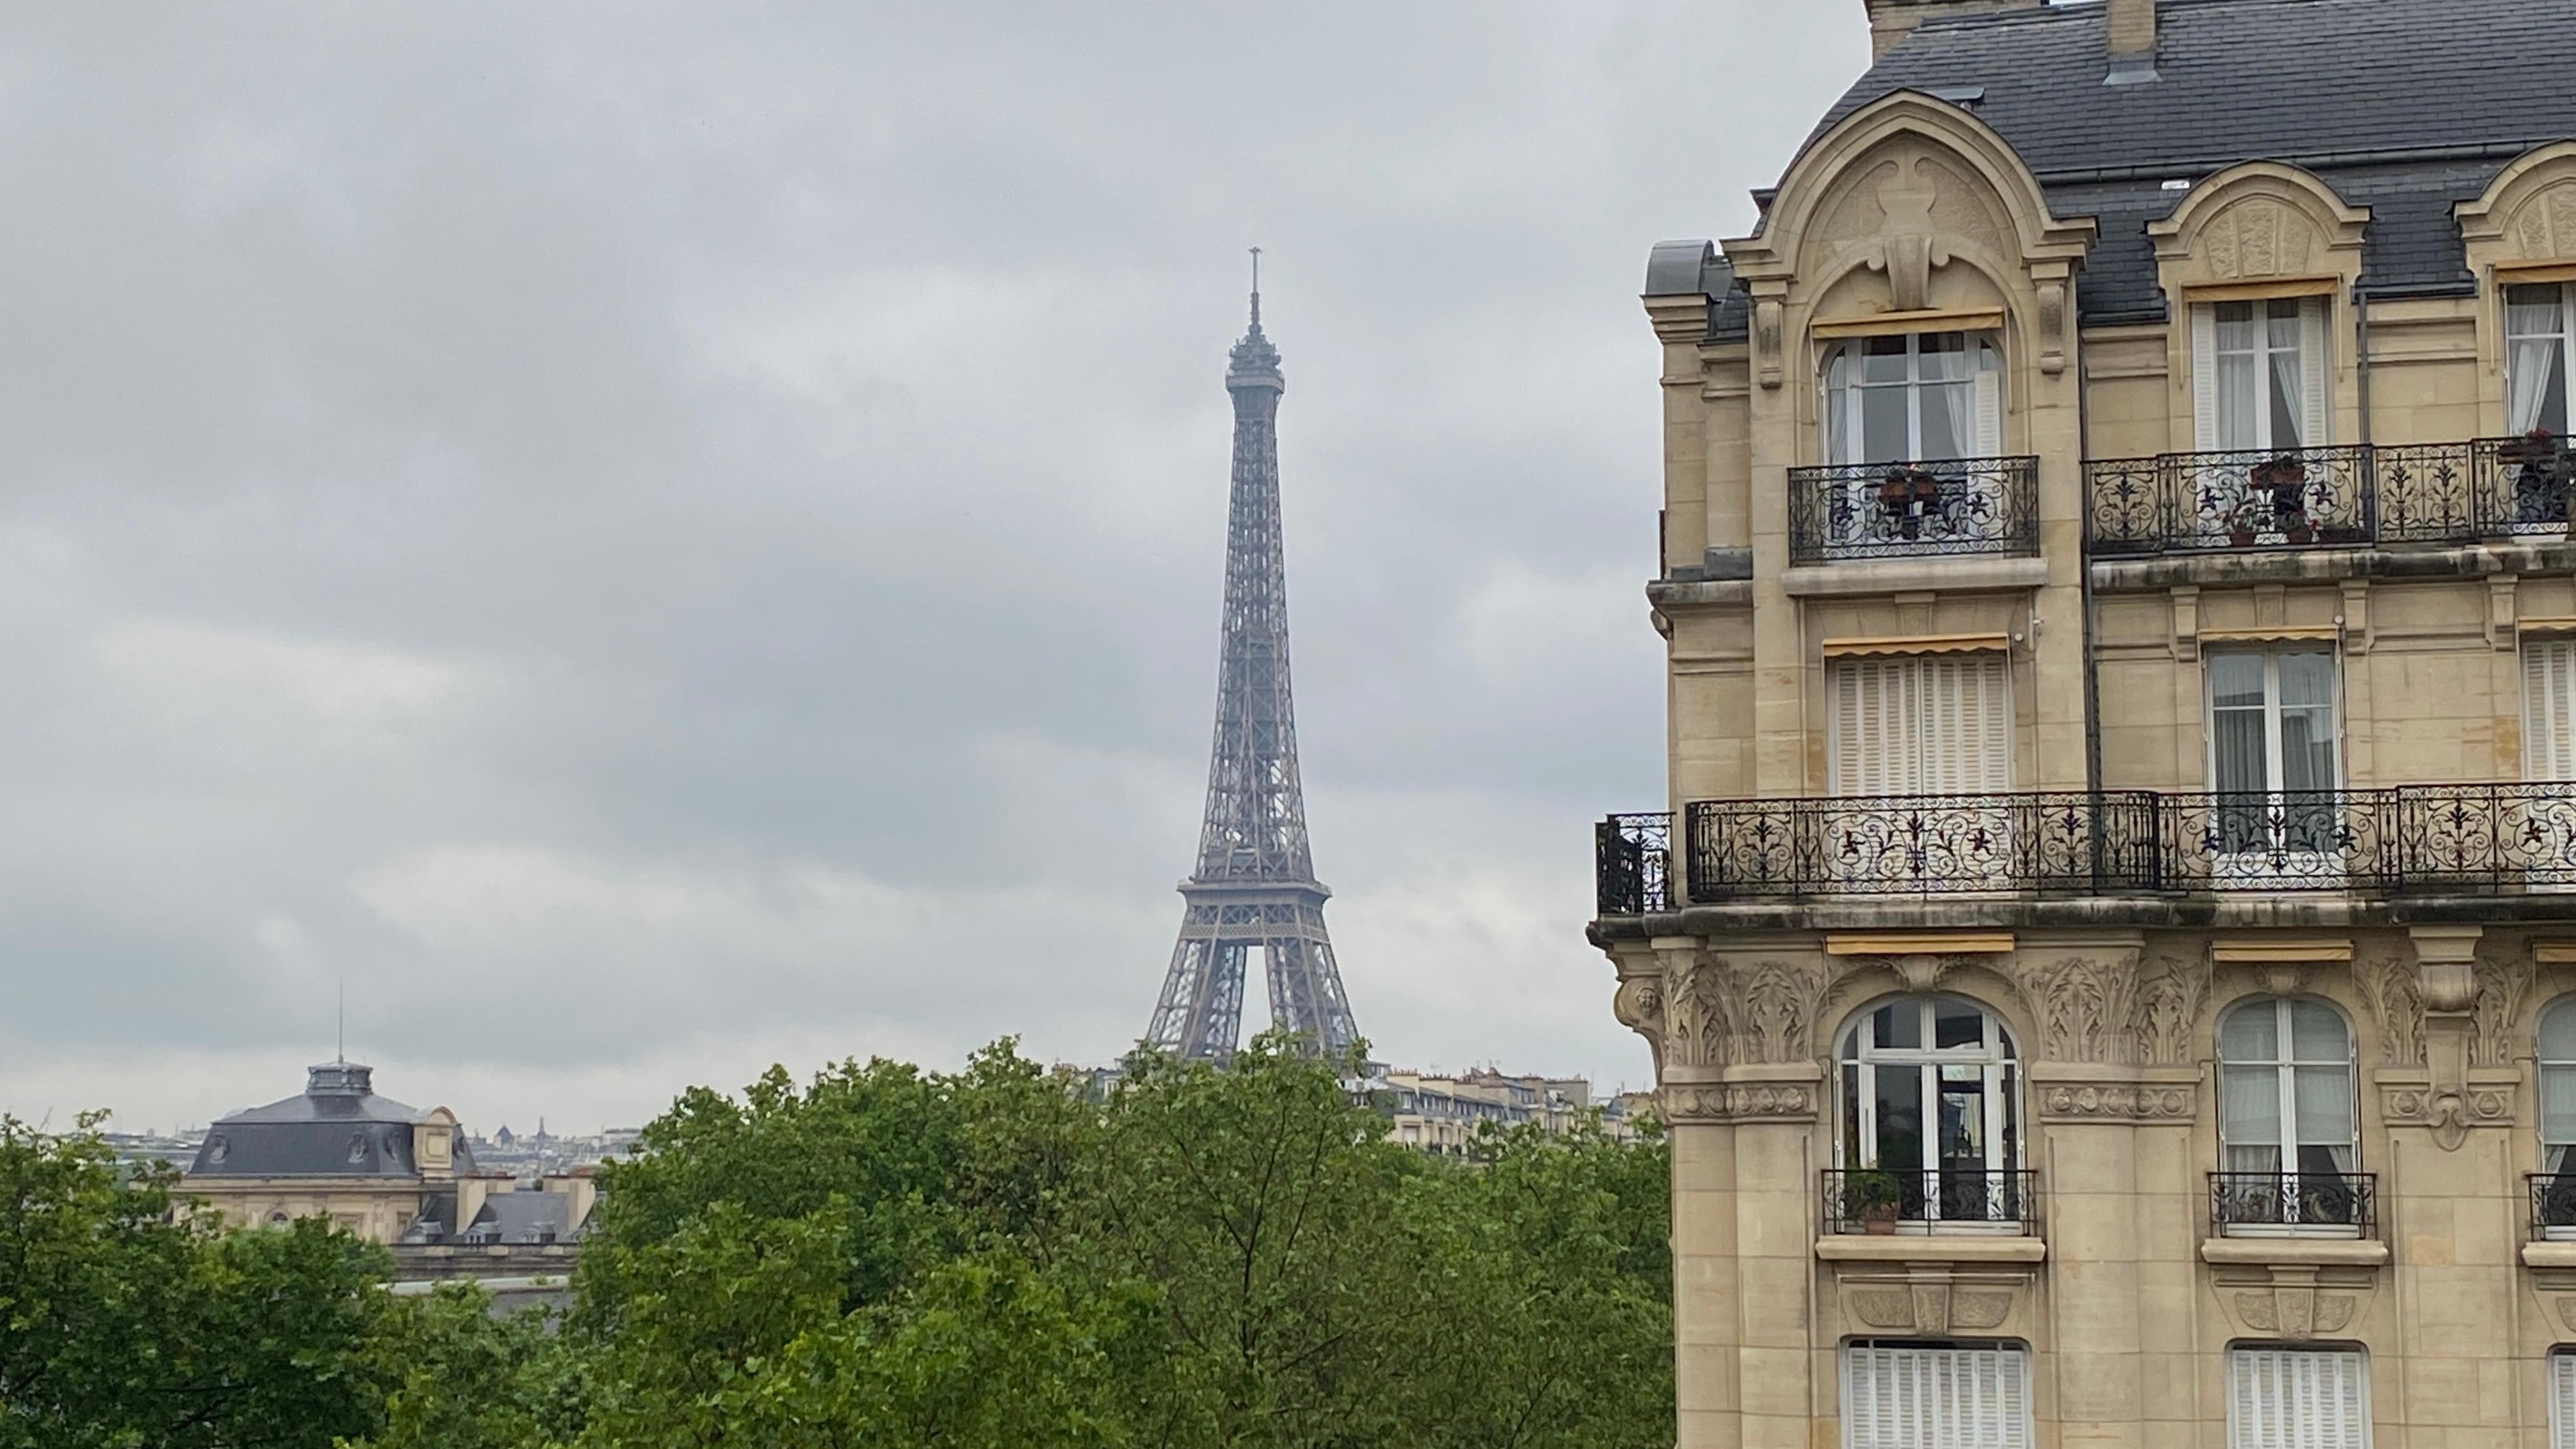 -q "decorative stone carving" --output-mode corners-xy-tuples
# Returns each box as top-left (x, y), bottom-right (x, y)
(2017, 954), (2142, 1064)
(2472, 949), (2534, 1068)
(1952, 1291), (2012, 1330)
(2234, 1289), (2354, 1340)
(2139, 955), (2211, 1066)
(1665, 952), (1733, 1070)
(2512, 181), (2576, 261)
(1659, 1081), (1819, 1124)
(1844, 1283), (2013, 1335)
(1612, 974), (1666, 1079)
(1753, 298), (1783, 389)
(1863, 154), (1950, 312)
(1851, 1289), (1915, 1328)
(2036, 1082), (2195, 1122)
(2202, 197), (2320, 279)
(2035, 277), (2066, 376)
(1737, 960), (1821, 1064)
(2379, 1078), (2514, 1152)
(2364, 954), (2426, 1066)
(2558, 1297), (2576, 1336)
